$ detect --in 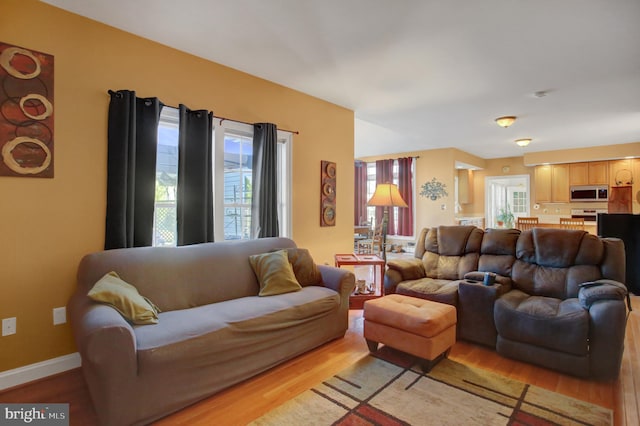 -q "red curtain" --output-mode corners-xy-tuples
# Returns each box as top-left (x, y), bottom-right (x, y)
(354, 161), (368, 225)
(376, 159), (395, 235)
(396, 157), (414, 236)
